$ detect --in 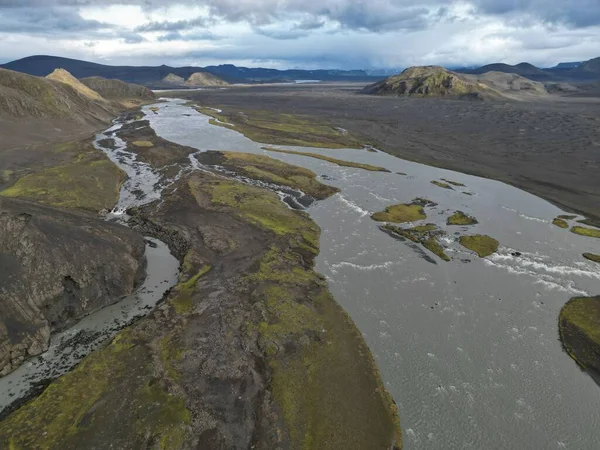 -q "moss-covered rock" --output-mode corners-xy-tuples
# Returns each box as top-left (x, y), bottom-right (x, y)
(459, 234), (499, 257)
(382, 224), (450, 262)
(196, 151), (339, 200)
(571, 226), (600, 238)
(431, 180), (453, 190)
(559, 296), (600, 385)
(447, 211), (478, 226)
(372, 203), (426, 224)
(553, 218), (569, 229)
(583, 253), (600, 263)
